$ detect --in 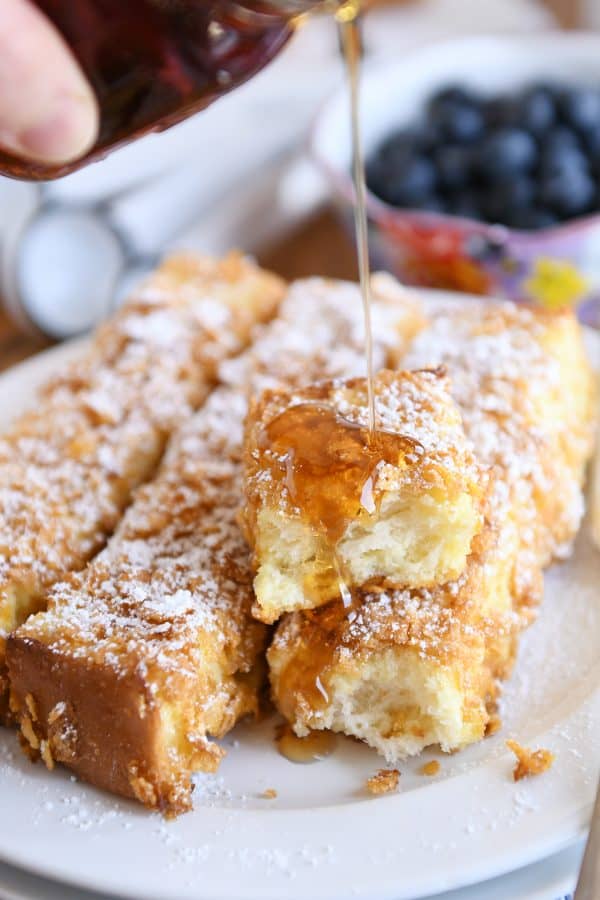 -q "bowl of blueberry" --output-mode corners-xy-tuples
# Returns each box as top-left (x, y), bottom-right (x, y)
(311, 32), (600, 325)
